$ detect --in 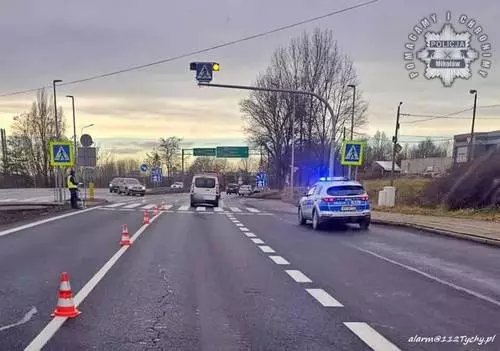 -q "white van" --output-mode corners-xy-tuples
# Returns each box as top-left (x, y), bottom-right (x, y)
(190, 173), (220, 207)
